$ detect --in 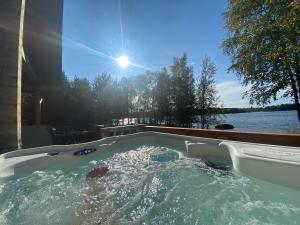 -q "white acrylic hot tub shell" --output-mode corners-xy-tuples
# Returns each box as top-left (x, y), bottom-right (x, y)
(0, 131), (300, 190)
(220, 141), (300, 190)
